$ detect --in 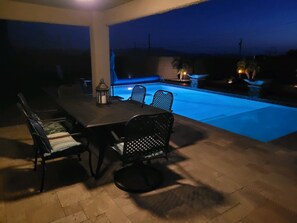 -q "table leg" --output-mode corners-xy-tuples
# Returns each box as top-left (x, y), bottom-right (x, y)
(89, 126), (110, 179)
